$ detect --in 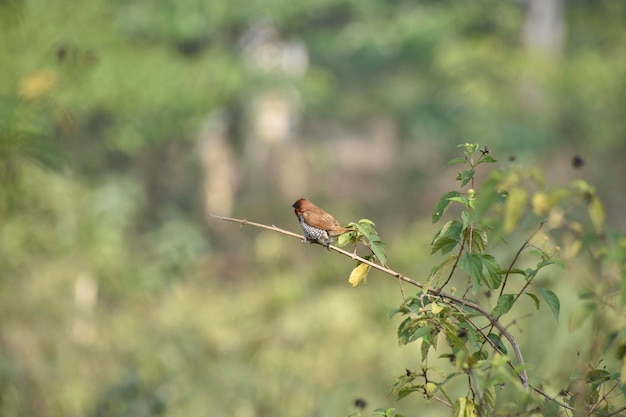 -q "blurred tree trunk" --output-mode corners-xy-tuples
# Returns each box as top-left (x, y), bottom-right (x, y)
(519, 0), (565, 112)
(522, 0), (565, 56)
